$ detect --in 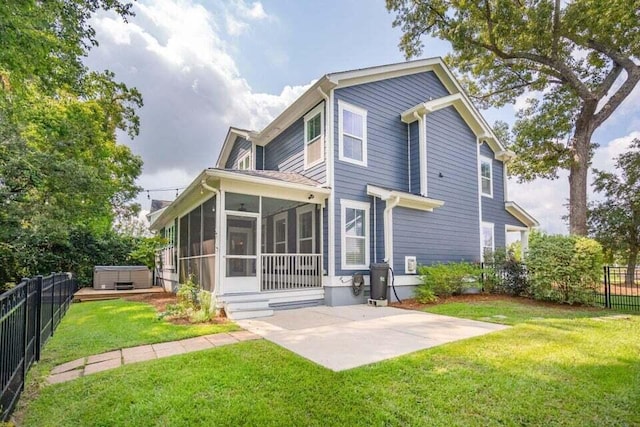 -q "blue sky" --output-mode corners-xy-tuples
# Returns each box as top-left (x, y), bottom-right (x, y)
(86, 0), (640, 234)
